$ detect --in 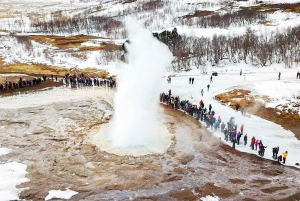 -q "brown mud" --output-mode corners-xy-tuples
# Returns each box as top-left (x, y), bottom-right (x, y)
(0, 88), (300, 200)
